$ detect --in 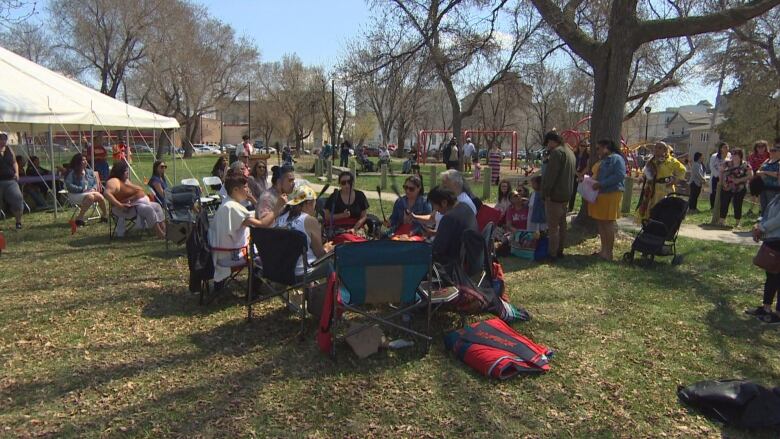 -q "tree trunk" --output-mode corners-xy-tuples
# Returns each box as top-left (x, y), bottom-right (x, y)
(572, 42), (634, 229)
(182, 117), (199, 159)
